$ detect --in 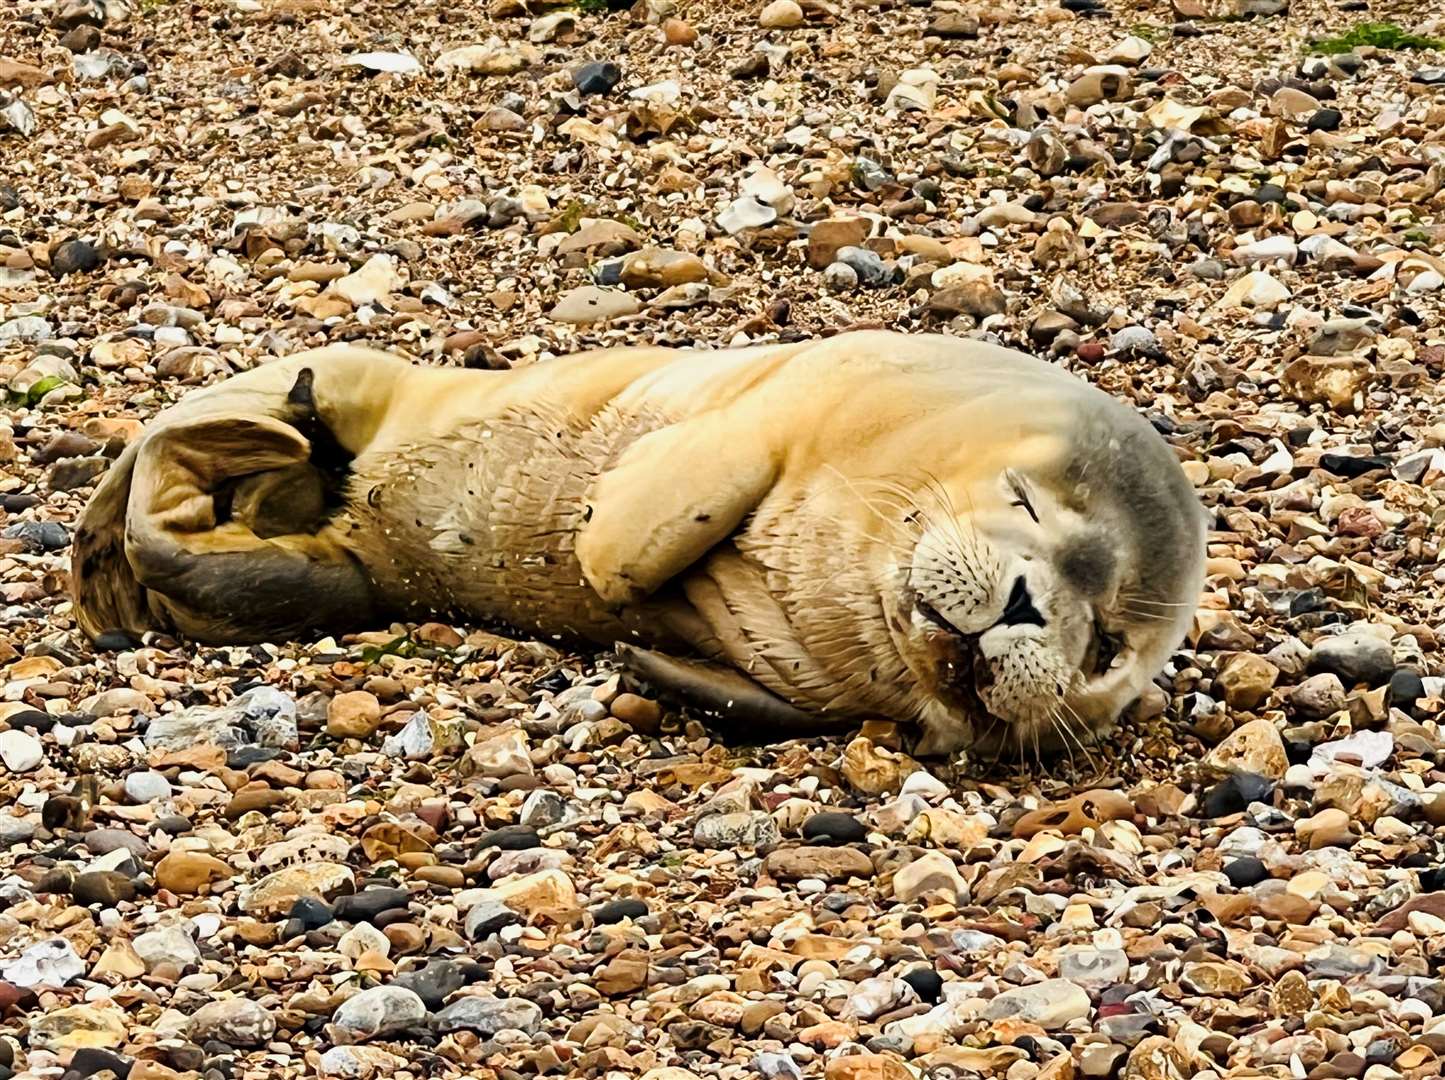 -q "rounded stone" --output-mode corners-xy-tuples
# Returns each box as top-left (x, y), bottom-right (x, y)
(331, 986), (427, 1041)
(824, 262), (859, 291)
(693, 811), (781, 850)
(476, 825), (541, 851)
(1224, 857), (1269, 889)
(1200, 772), (1275, 818)
(0, 730), (44, 773)
(51, 239), (103, 277)
(610, 693), (662, 733)
(123, 770), (171, 804)
(901, 968), (943, 1003)
(189, 998), (277, 1047)
(1306, 630), (1394, 688)
(433, 995), (542, 1036)
(592, 898), (648, 925)
(801, 813), (868, 846)
(571, 61), (621, 96)
(759, 0), (804, 28)
(327, 691), (382, 738)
